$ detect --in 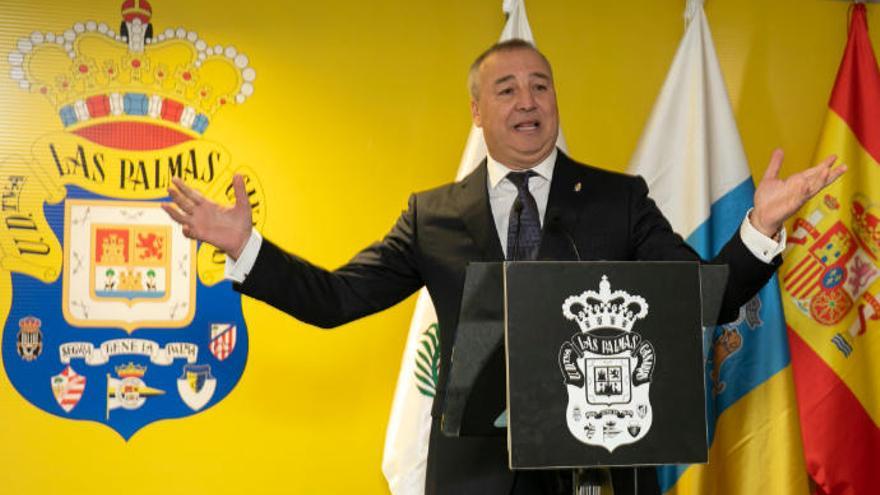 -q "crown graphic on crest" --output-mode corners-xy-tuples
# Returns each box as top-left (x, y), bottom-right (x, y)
(7, 0), (255, 141)
(116, 362), (147, 378)
(18, 316), (42, 334)
(852, 198), (880, 259)
(562, 276), (649, 333)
